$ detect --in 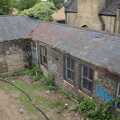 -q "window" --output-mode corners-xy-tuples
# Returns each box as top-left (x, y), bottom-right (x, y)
(117, 83), (120, 97)
(64, 55), (75, 81)
(39, 46), (47, 65)
(31, 42), (38, 65)
(81, 64), (94, 92)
